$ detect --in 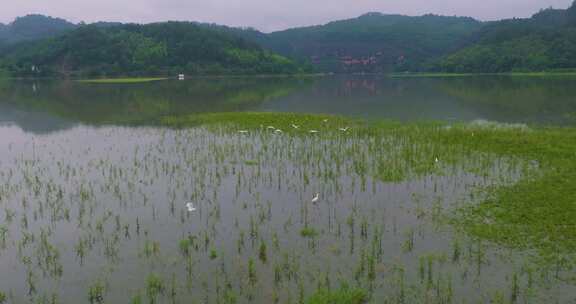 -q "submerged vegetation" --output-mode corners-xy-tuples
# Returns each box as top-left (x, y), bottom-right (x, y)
(167, 112), (576, 255)
(0, 109), (575, 303)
